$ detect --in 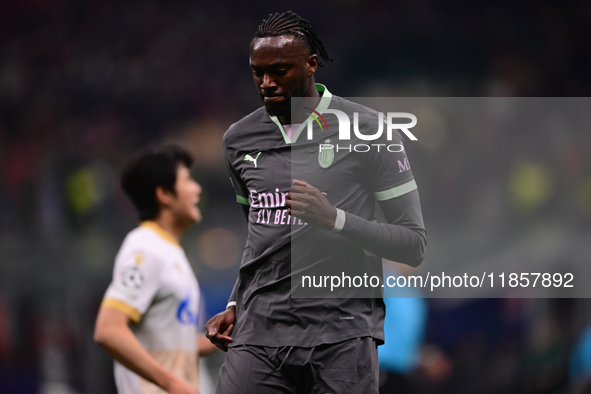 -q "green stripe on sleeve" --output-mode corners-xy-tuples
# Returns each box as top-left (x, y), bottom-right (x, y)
(374, 179), (418, 201)
(236, 195), (250, 205)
